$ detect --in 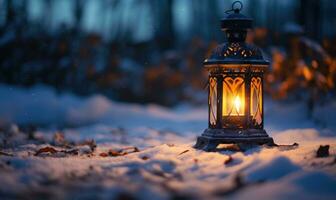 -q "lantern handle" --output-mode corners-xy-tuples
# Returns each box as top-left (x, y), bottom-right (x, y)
(225, 1), (243, 14)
